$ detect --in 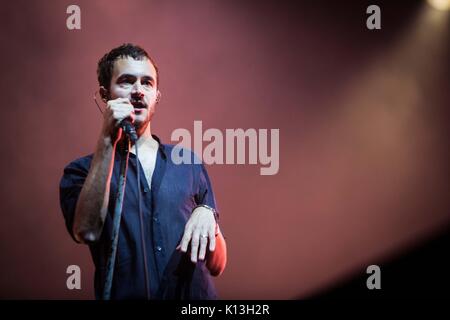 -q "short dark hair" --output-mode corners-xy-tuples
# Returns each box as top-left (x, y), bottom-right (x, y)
(97, 43), (159, 90)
